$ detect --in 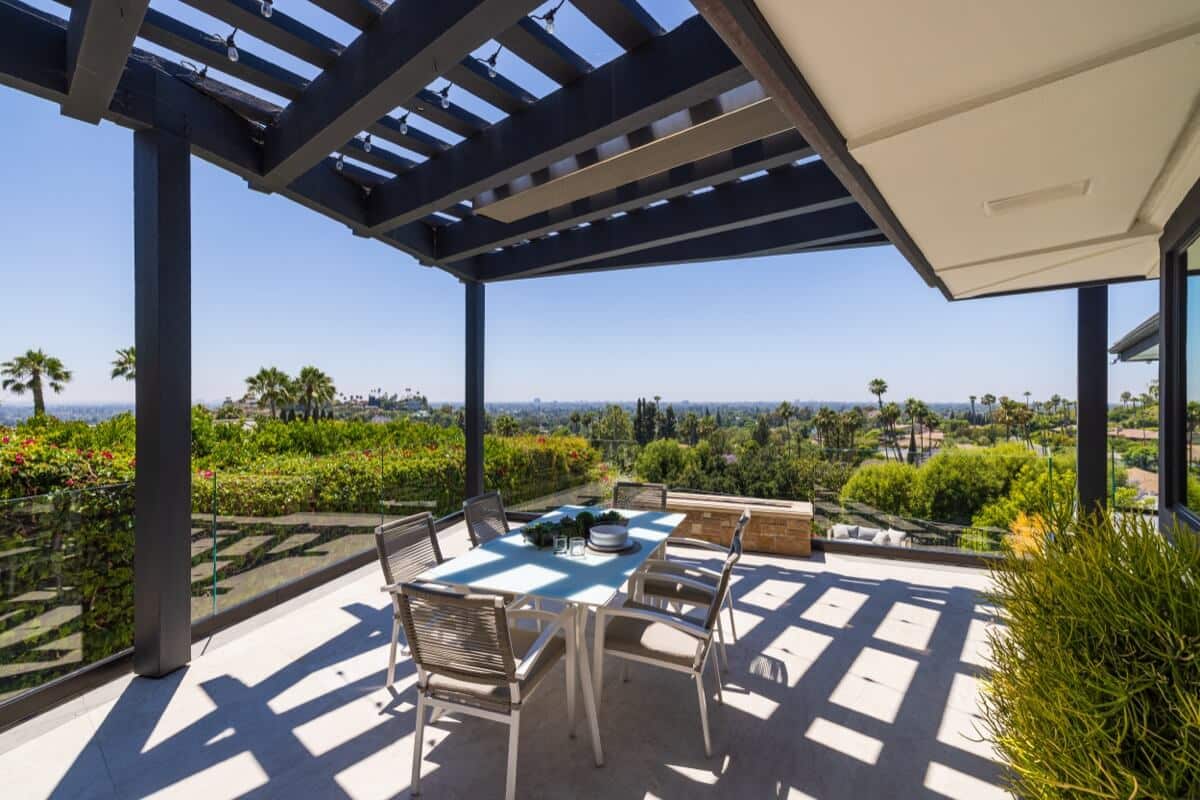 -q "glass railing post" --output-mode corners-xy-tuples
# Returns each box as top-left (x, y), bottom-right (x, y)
(211, 469), (218, 617)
